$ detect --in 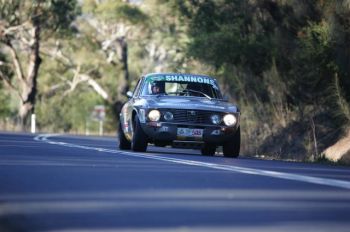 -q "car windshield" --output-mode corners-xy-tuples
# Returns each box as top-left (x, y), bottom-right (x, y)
(141, 75), (223, 99)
